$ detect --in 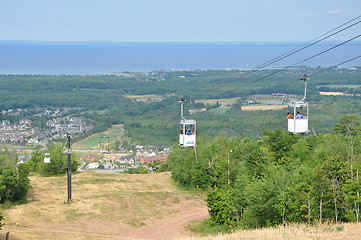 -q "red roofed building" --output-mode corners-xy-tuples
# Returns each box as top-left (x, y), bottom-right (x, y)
(140, 154), (168, 164)
(82, 153), (99, 162)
